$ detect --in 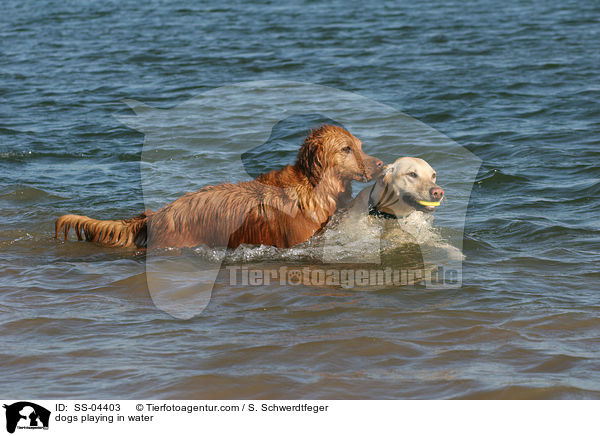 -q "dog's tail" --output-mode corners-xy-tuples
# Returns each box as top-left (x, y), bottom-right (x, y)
(55, 212), (149, 248)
